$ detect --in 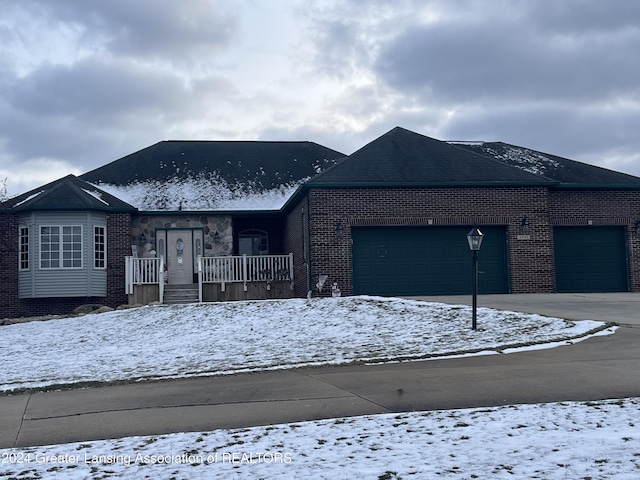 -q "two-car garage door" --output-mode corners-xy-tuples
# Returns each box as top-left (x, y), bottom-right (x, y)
(352, 226), (509, 296)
